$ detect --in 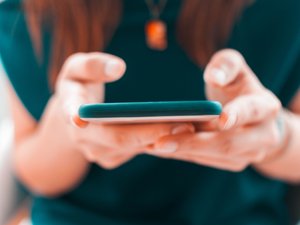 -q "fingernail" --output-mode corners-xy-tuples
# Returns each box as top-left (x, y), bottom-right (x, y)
(105, 60), (123, 78)
(221, 112), (237, 130)
(71, 115), (89, 128)
(211, 68), (228, 86)
(172, 125), (195, 135)
(155, 142), (178, 153)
